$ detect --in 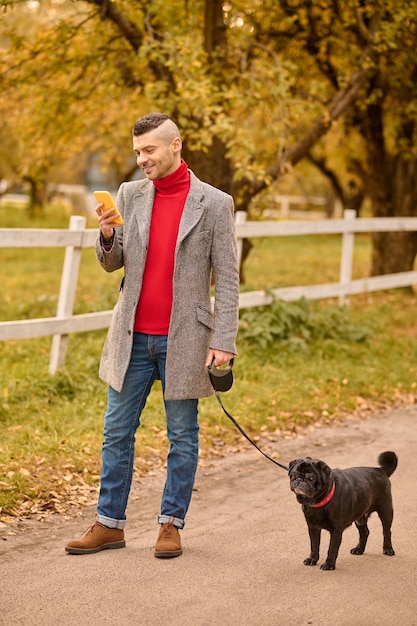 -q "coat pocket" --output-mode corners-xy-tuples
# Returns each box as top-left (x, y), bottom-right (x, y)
(196, 305), (214, 330)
